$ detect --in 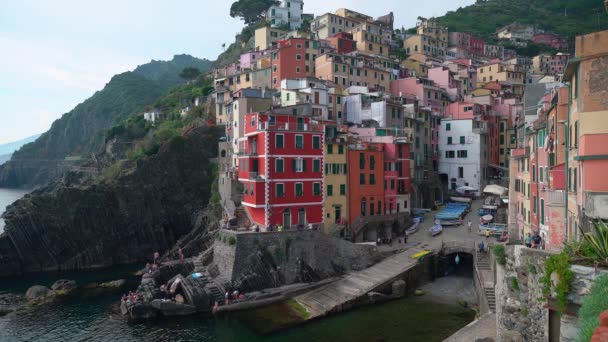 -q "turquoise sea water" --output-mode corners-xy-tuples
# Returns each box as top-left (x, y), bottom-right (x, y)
(0, 265), (474, 342)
